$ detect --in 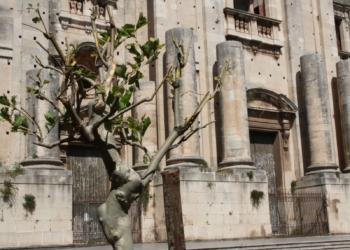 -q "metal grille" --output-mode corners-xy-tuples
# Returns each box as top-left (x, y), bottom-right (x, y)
(72, 202), (106, 243)
(269, 192), (329, 236)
